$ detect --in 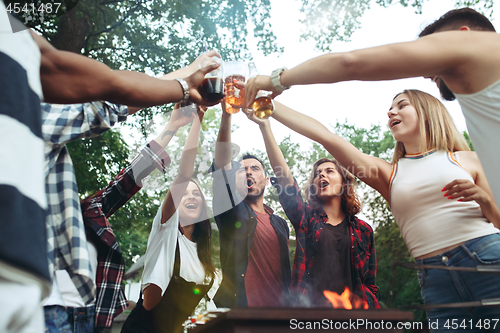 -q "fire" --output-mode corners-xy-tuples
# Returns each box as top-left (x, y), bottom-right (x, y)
(323, 287), (369, 310)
